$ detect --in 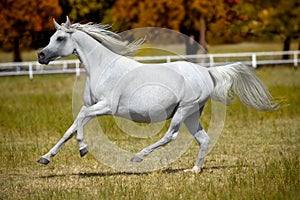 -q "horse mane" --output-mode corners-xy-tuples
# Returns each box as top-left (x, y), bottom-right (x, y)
(62, 22), (145, 56)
